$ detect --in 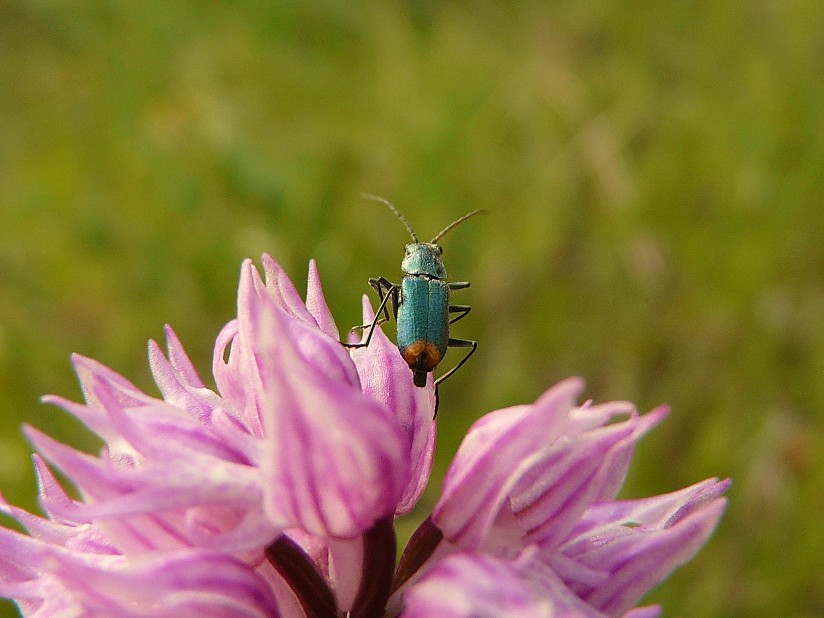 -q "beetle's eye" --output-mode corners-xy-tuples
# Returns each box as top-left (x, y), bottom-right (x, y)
(436, 245), (443, 255)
